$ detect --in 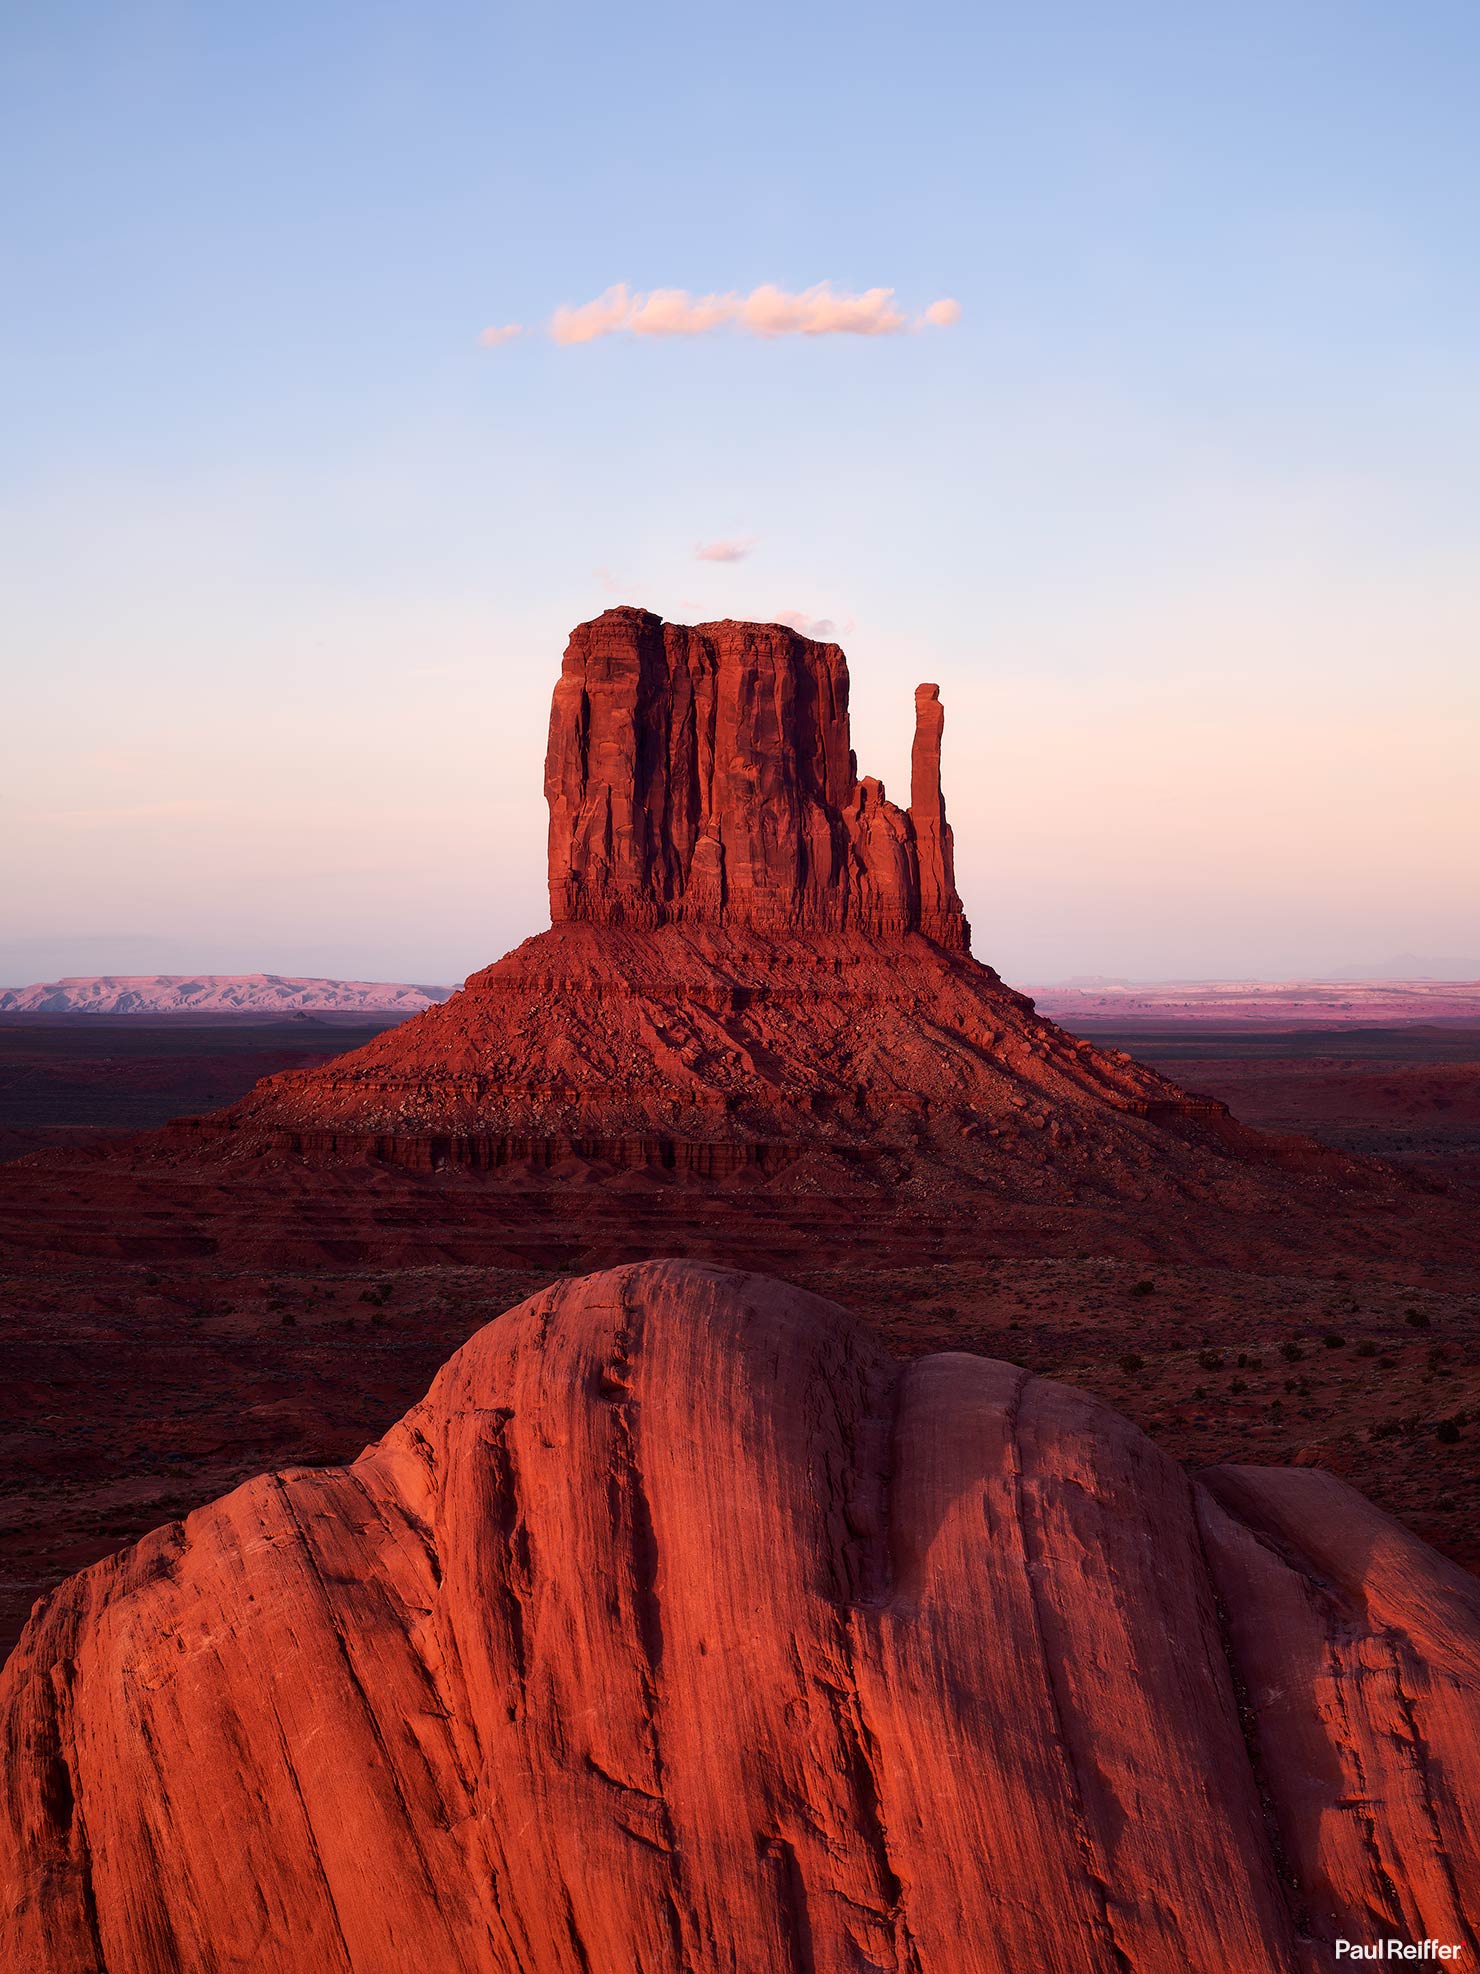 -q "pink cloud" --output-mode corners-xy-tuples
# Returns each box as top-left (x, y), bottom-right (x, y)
(694, 538), (755, 563)
(547, 282), (959, 346)
(478, 323), (523, 348)
(775, 611), (839, 640)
